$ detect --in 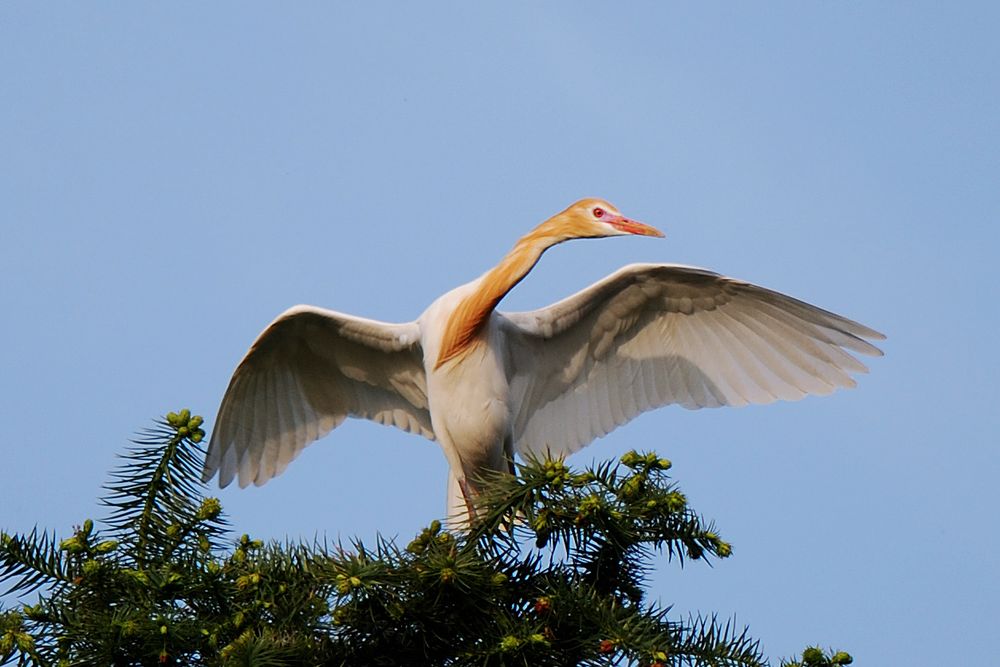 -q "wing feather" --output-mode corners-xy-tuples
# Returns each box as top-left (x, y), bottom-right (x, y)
(204, 305), (433, 488)
(697, 317), (753, 405)
(502, 263), (883, 459)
